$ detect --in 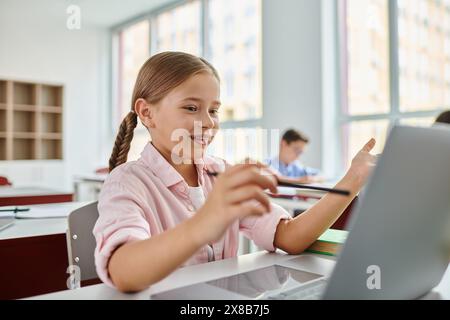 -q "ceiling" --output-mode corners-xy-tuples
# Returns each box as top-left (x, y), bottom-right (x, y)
(76, 0), (172, 27)
(1, 0), (173, 28)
